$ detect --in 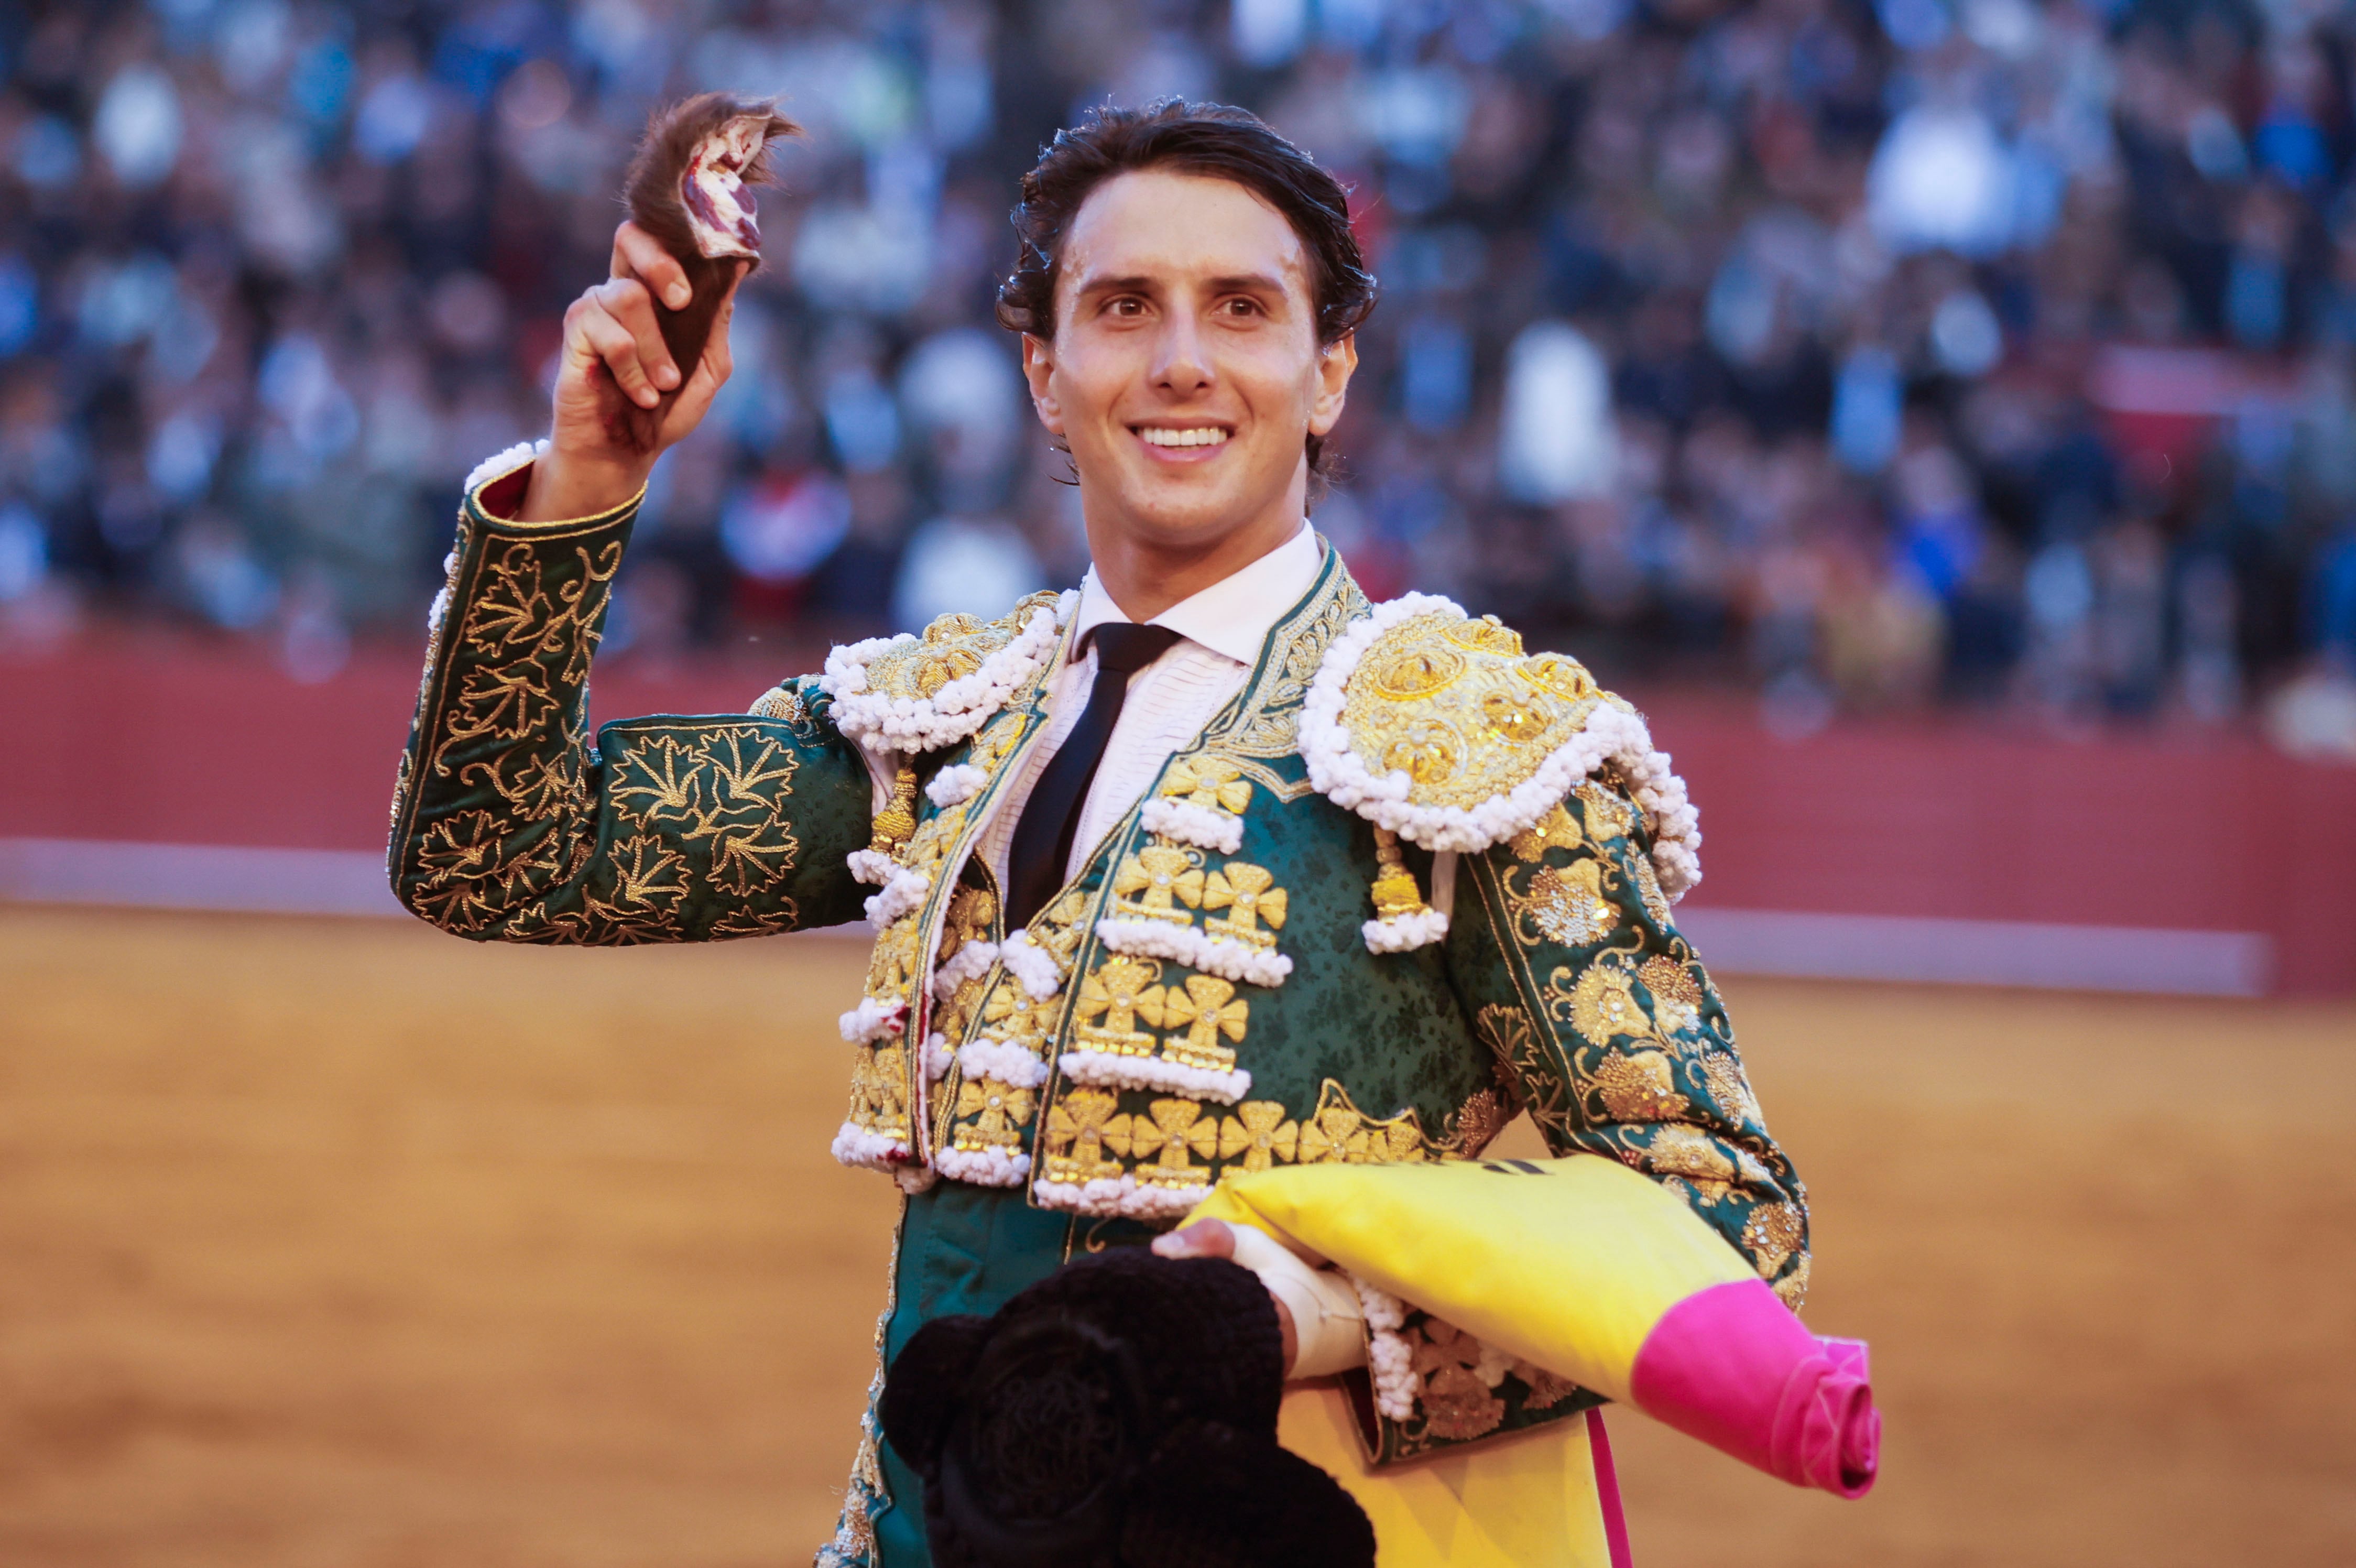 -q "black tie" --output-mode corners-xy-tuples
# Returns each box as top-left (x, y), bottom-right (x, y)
(1005, 622), (1183, 929)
